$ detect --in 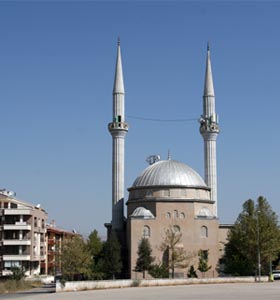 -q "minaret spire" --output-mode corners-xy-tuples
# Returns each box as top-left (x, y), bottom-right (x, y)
(108, 38), (129, 231)
(113, 37), (125, 94)
(200, 43), (220, 216)
(204, 42), (215, 98)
